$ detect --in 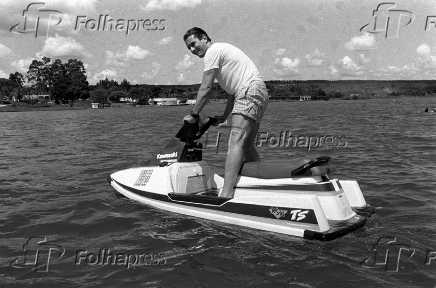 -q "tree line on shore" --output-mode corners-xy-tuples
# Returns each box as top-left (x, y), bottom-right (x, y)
(0, 57), (195, 106)
(1, 57), (436, 106)
(2, 57), (88, 105)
